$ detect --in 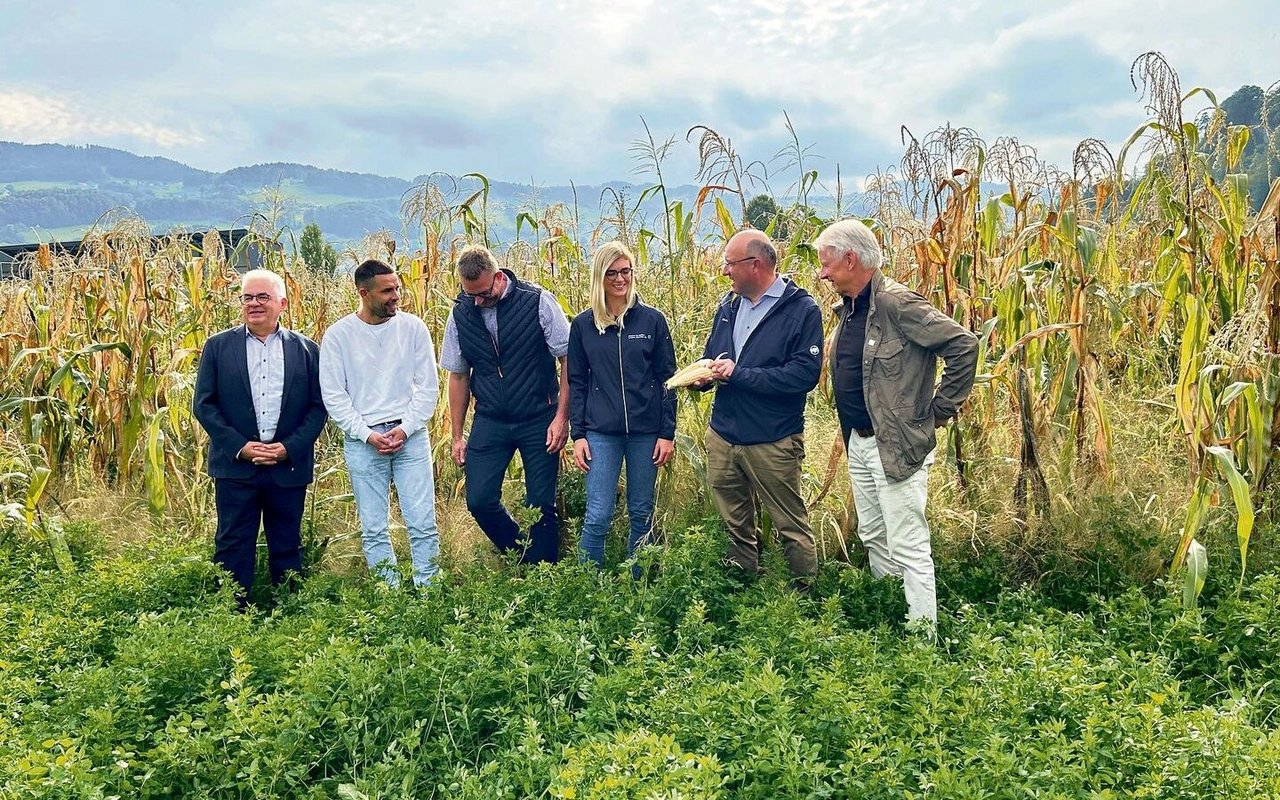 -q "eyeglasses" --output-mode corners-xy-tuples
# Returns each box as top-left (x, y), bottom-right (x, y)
(461, 271), (501, 300)
(721, 255), (757, 269)
(239, 293), (275, 305)
(604, 267), (633, 280)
